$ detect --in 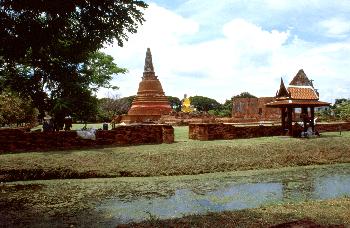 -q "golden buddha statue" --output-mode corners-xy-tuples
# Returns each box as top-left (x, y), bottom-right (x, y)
(181, 94), (193, 113)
